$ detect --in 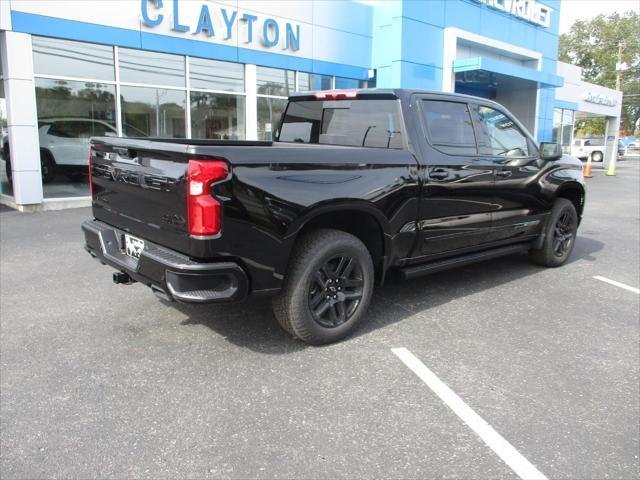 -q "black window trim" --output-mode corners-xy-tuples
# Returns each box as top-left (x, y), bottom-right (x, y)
(471, 102), (539, 159)
(416, 97), (479, 157)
